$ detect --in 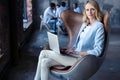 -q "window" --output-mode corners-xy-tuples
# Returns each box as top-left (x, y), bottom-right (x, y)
(23, 0), (32, 30)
